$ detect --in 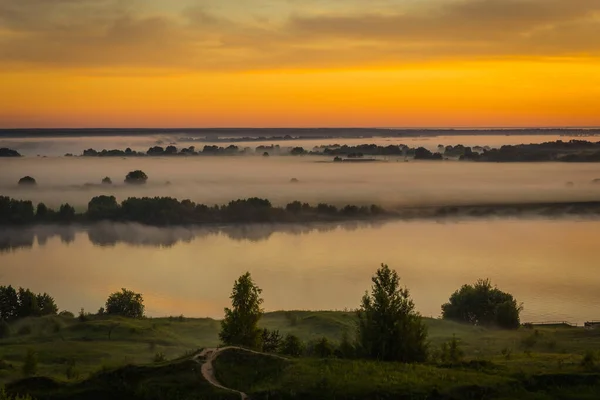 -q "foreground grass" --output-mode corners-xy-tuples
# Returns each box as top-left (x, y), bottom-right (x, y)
(1, 312), (600, 398)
